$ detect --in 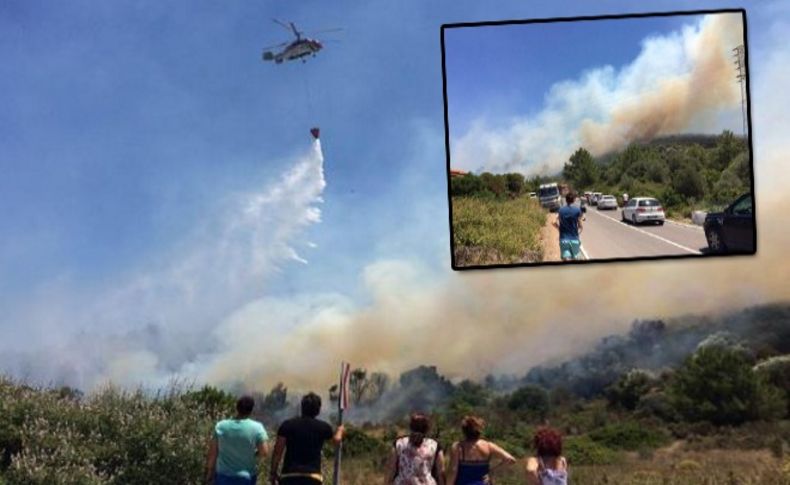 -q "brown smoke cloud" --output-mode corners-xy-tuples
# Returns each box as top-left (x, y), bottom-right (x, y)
(453, 13), (745, 176)
(580, 13), (743, 155)
(201, 195), (788, 392)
